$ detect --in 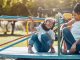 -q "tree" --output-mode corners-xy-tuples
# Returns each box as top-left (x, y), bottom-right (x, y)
(3, 0), (11, 15)
(10, 2), (29, 16)
(26, 1), (38, 16)
(0, 0), (4, 15)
